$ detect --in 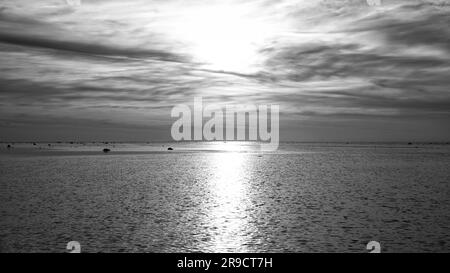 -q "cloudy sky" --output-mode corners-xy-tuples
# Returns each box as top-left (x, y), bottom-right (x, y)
(0, 0), (449, 142)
